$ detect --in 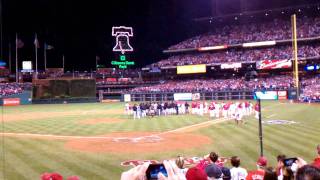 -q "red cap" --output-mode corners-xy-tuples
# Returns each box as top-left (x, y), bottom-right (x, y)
(40, 173), (52, 180)
(50, 173), (63, 180)
(186, 167), (207, 180)
(257, 156), (268, 167)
